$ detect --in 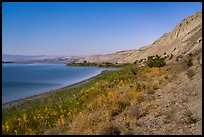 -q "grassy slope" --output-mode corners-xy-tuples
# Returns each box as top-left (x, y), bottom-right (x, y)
(2, 63), (177, 135)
